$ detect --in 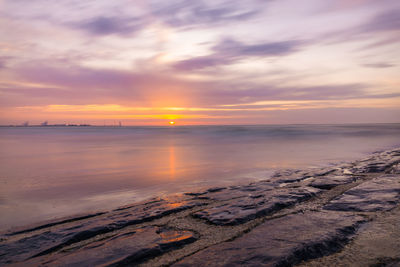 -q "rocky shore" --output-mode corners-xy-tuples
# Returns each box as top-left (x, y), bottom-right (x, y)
(1, 148), (400, 266)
